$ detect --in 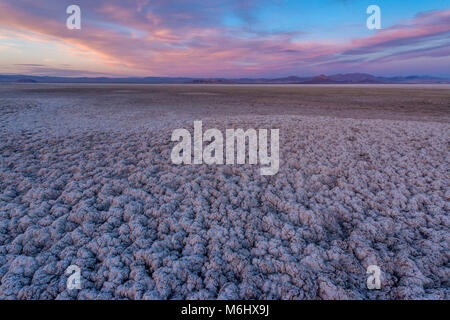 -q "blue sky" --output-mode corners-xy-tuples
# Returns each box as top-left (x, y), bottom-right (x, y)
(0, 0), (449, 77)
